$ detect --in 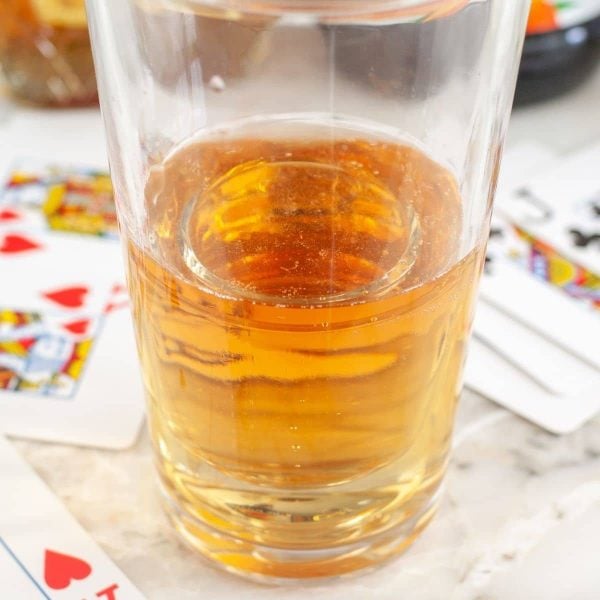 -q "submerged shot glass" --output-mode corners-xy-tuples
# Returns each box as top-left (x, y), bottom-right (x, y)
(86, 0), (528, 581)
